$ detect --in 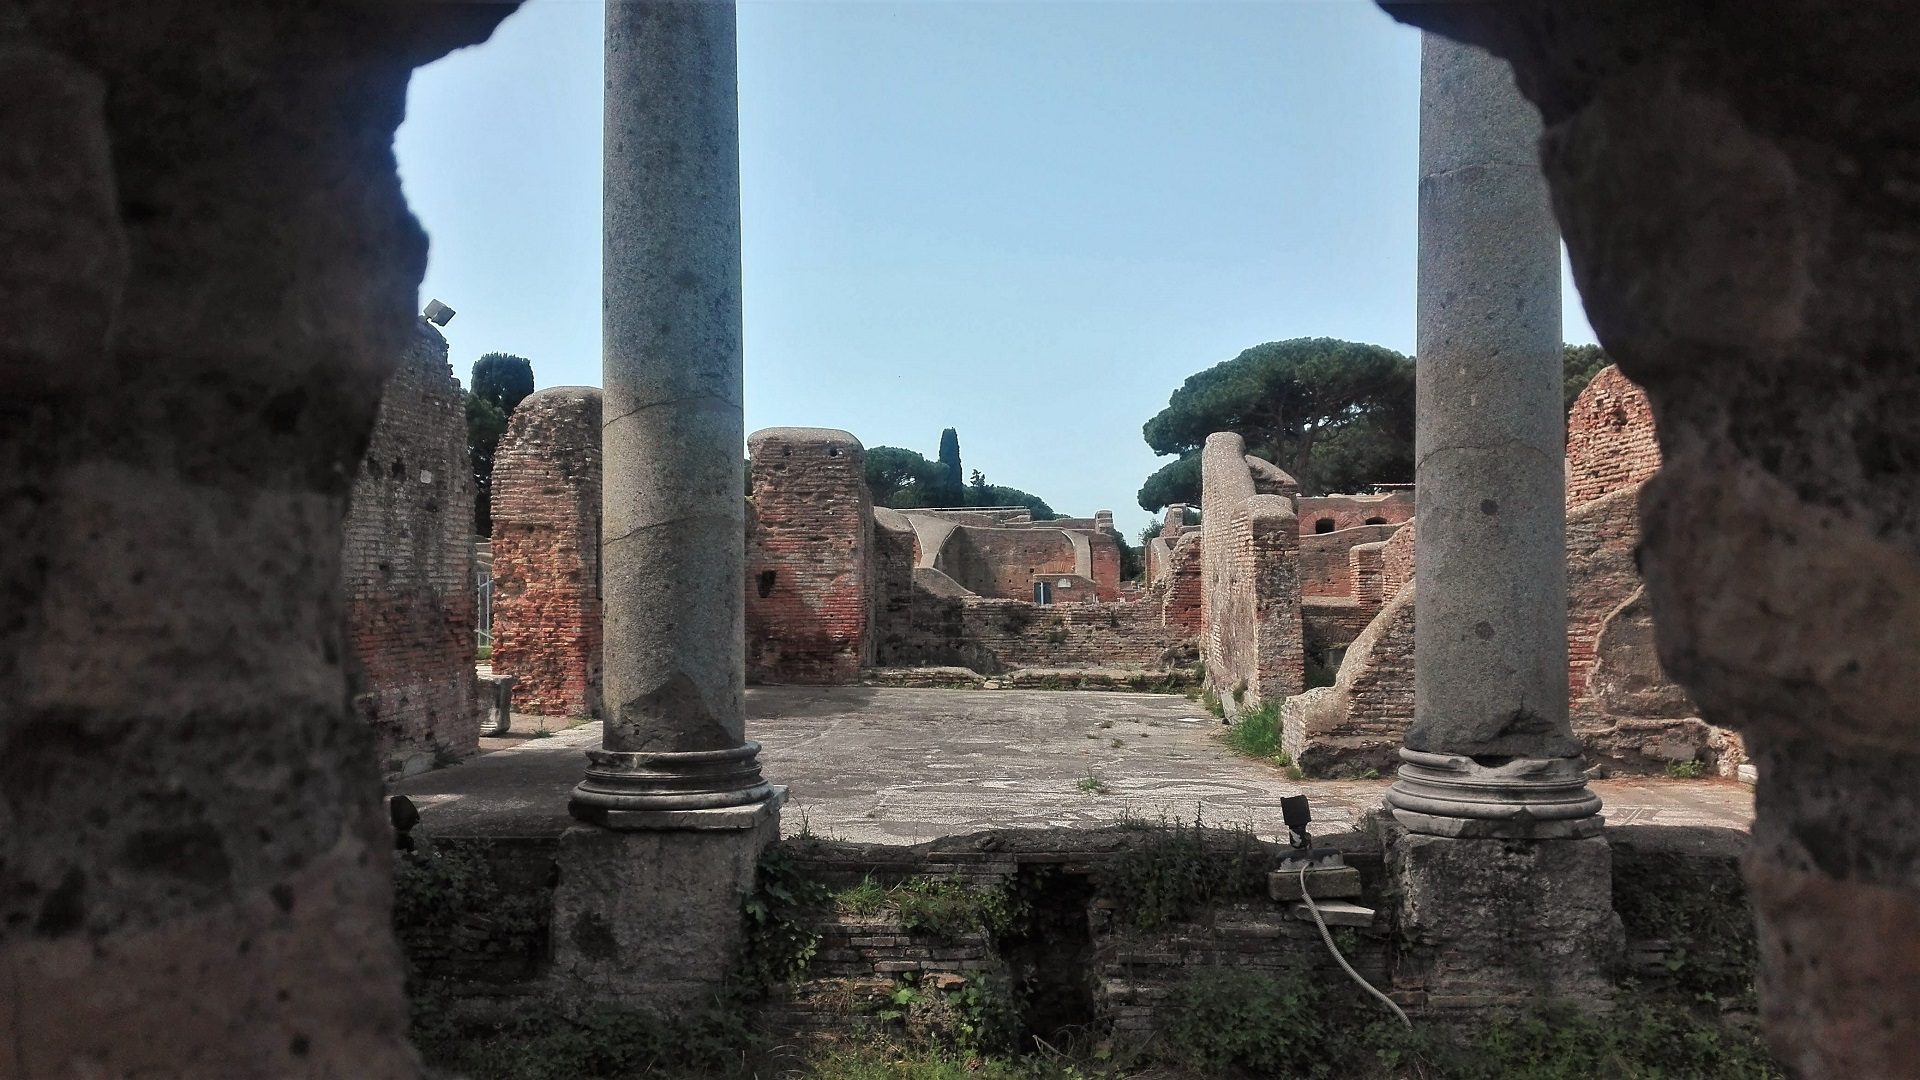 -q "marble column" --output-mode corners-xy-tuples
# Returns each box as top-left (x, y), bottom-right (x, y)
(572, 0), (777, 825)
(1385, 32), (1601, 839)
